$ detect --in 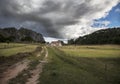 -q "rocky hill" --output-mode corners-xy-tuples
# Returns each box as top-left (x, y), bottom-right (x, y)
(0, 27), (45, 43)
(68, 28), (120, 45)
